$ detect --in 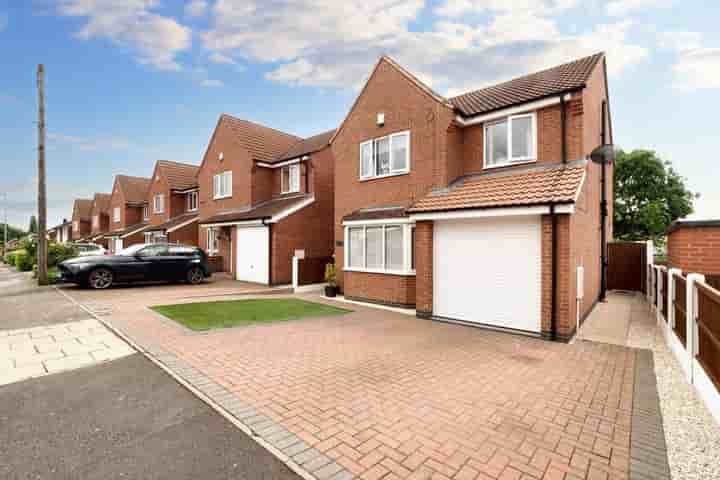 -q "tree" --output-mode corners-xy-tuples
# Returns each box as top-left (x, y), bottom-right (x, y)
(28, 215), (38, 234)
(613, 149), (697, 241)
